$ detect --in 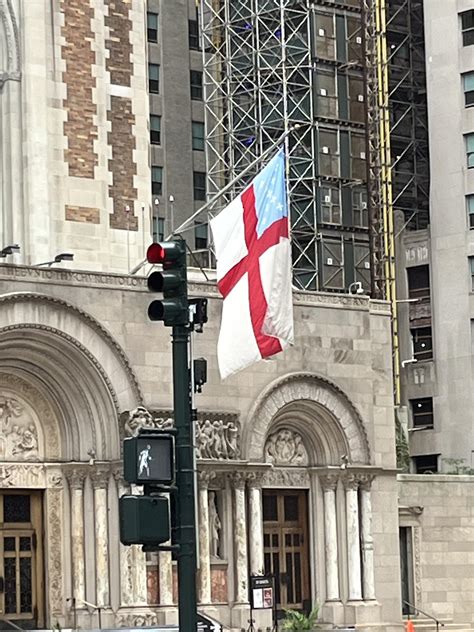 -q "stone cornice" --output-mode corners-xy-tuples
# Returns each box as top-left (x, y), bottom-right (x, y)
(0, 264), (390, 314)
